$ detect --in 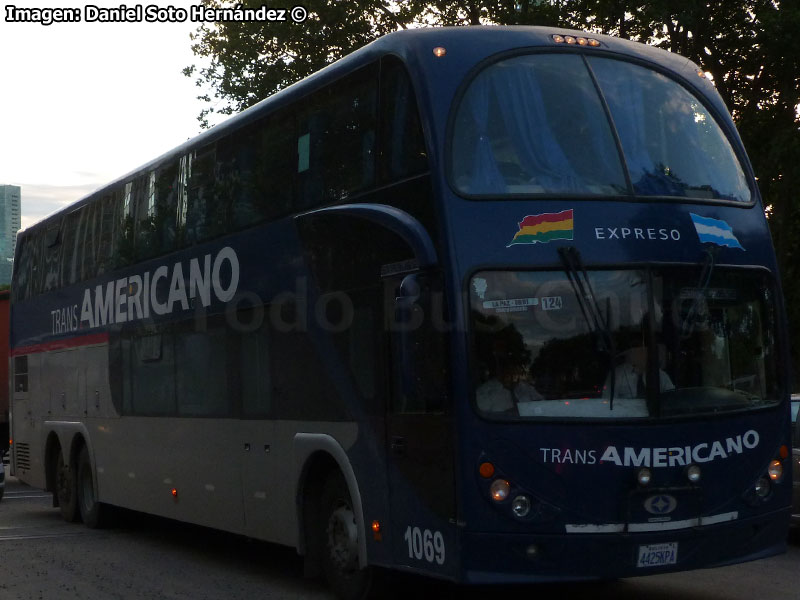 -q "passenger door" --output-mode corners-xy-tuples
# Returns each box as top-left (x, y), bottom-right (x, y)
(384, 273), (457, 577)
